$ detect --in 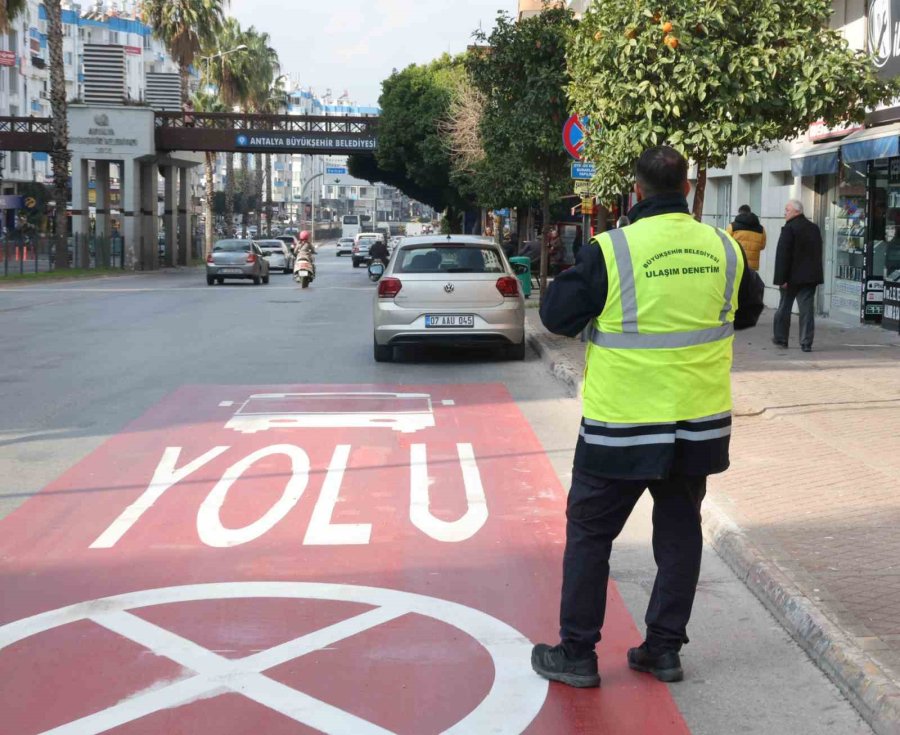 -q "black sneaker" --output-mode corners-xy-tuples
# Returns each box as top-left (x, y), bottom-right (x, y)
(771, 338), (788, 348)
(627, 643), (683, 682)
(801, 345), (812, 353)
(531, 643), (600, 688)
